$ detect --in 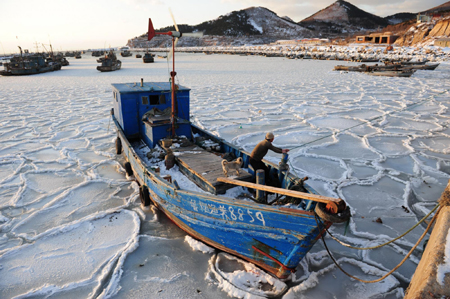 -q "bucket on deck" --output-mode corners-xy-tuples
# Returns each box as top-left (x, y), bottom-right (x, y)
(165, 150), (175, 170)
